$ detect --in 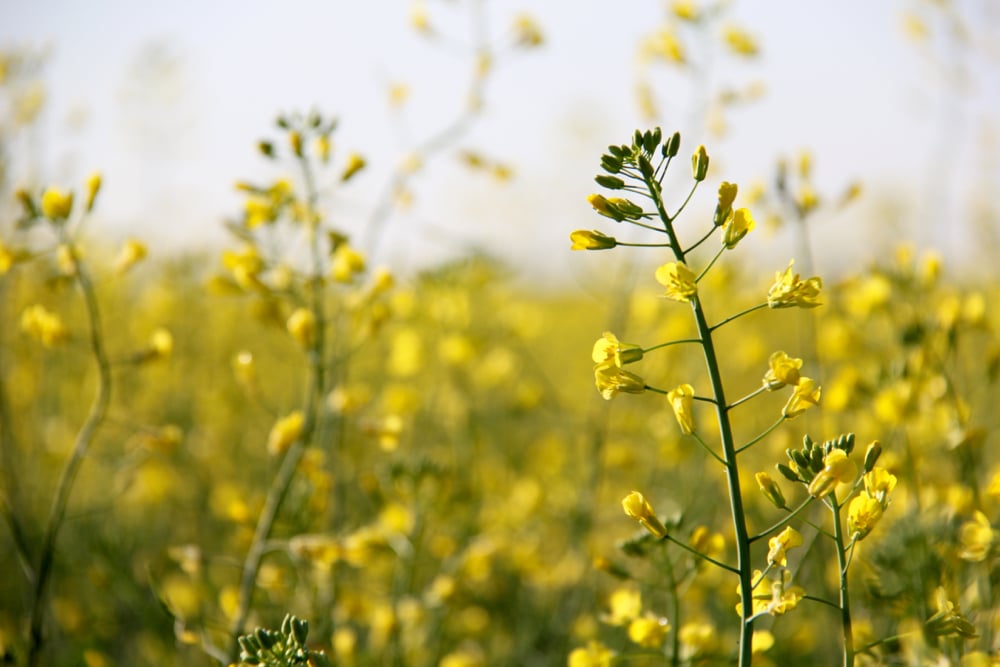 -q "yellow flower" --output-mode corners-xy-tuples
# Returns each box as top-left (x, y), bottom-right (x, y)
(591, 331), (643, 367)
(723, 25), (759, 56)
(782, 377), (821, 418)
(594, 361), (646, 400)
(722, 208), (755, 249)
(606, 587), (642, 625)
(315, 135), (331, 162)
(84, 172), (102, 212)
(667, 383), (696, 434)
(763, 351), (802, 390)
(41, 187), (74, 220)
(655, 262), (698, 302)
(21, 304), (69, 347)
(621, 491), (667, 538)
(671, 0), (700, 21)
(222, 244), (264, 290)
(766, 526), (803, 567)
(642, 28), (686, 64)
(567, 641), (614, 667)
(715, 181), (738, 226)
(737, 570), (803, 616)
(148, 328), (174, 359)
(958, 511), (994, 562)
(767, 260), (823, 309)
(691, 145), (709, 181)
(114, 238), (148, 274)
(569, 229), (617, 251)
(512, 13), (544, 47)
(287, 308), (317, 348)
(628, 613), (671, 648)
(925, 587), (979, 639)
(756, 472), (786, 509)
(331, 244), (366, 283)
(808, 449), (856, 497)
(267, 410), (305, 456)
(863, 467), (897, 504)
(0, 240), (15, 275)
(341, 153), (366, 181)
